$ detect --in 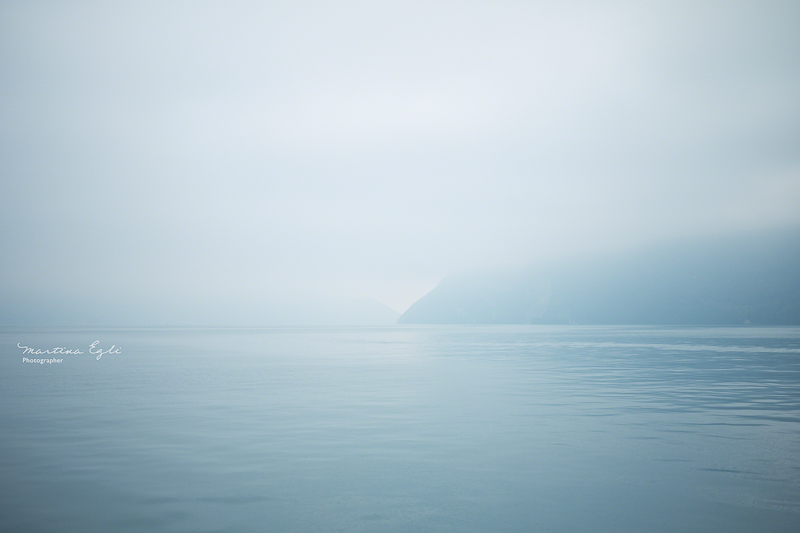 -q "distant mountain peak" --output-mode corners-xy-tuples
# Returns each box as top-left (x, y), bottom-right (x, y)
(398, 229), (800, 325)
